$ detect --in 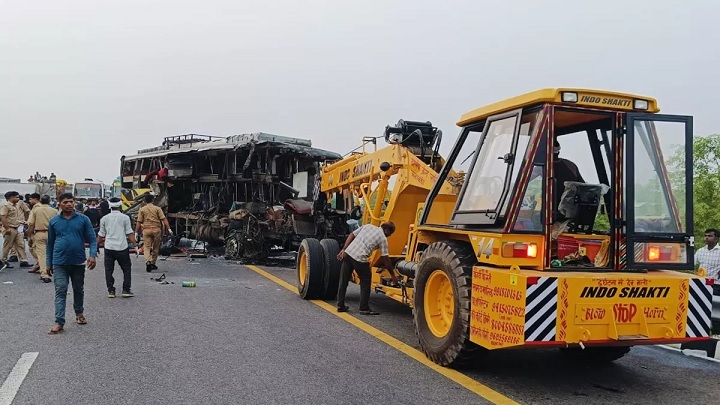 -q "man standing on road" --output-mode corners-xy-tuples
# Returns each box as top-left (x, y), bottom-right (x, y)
(47, 193), (98, 334)
(135, 194), (170, 272)
(336, 222), (396, 315)
(1, 191), (32, 270)
(26, 194), (58, 283)
(25, 193), (42, 274)
(98, 197), (136, 298)
(695, 228), (720, 296)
